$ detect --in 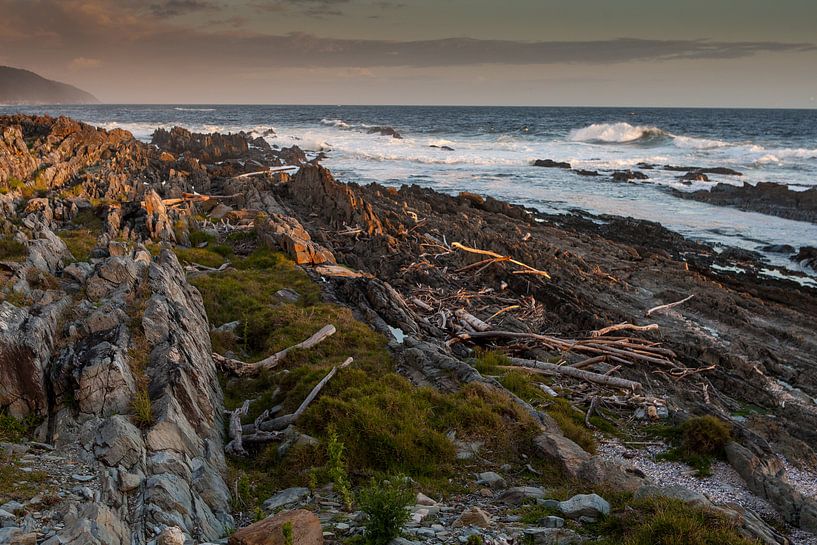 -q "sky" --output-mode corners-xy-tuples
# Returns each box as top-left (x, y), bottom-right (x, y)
(1, 0), (815, 107)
